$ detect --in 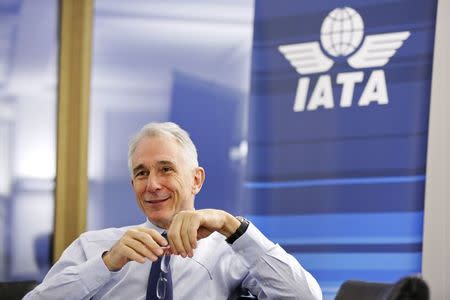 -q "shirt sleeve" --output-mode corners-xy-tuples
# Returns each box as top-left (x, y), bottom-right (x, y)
(231, 223), (322, 300)
(22, 237), (117, 300)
